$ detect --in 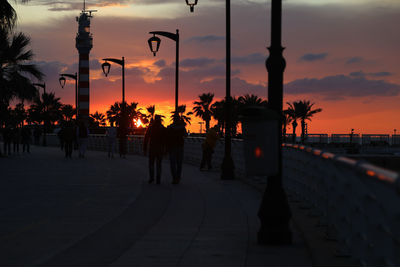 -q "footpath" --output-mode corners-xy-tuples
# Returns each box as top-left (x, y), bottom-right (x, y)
(0, 145), (313, 267)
